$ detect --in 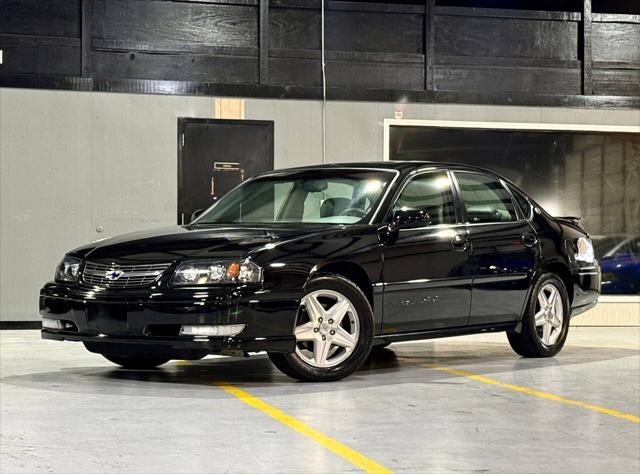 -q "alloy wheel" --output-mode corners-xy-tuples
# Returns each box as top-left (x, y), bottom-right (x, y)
(534, 283), (564, 346)
(294, 289), (360, 368)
